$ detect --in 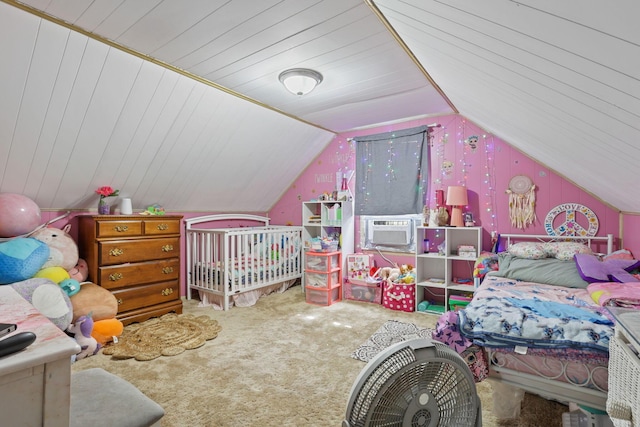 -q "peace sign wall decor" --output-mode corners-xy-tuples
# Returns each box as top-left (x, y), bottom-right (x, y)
(544, 203), (599, 237)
